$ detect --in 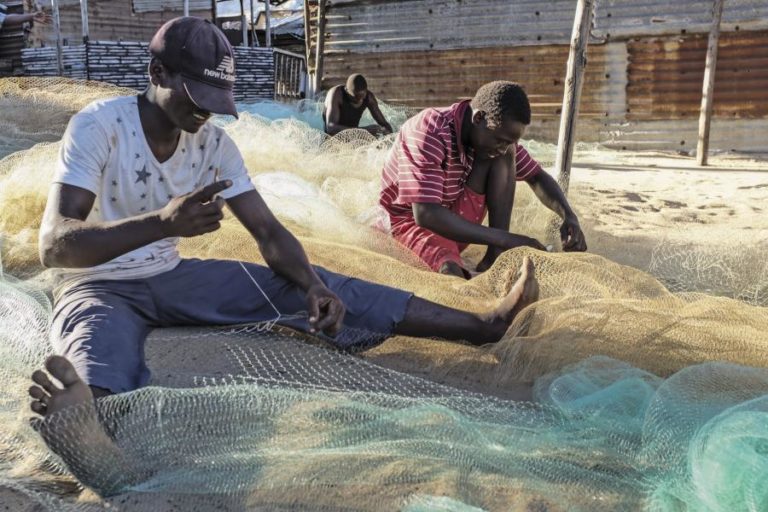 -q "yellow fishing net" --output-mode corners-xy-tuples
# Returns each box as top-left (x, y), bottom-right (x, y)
(1, 78), (768, 511)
